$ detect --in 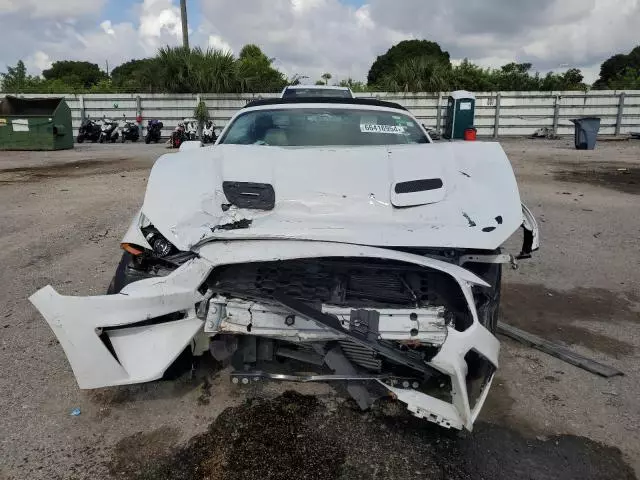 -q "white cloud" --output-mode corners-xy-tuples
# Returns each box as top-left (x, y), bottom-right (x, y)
(100, 20), (115, 36)
(208, 35), (233, 53)
(25, 51), (53, 72)
(1, 0), (639, 84)
(0, 0), (107, 18)
(138, 0), (182, 42)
